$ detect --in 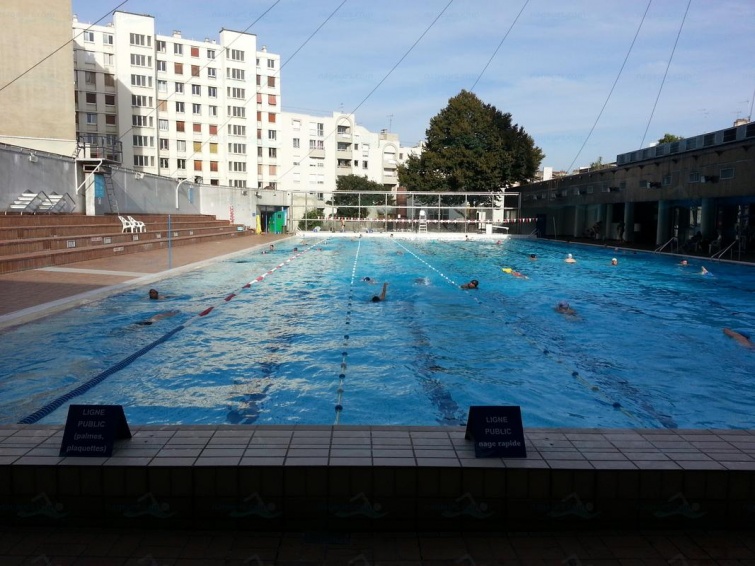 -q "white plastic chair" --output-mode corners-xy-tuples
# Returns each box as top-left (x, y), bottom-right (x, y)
(118, 215), (135, 233)
(128, 216), (146, 233)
